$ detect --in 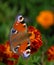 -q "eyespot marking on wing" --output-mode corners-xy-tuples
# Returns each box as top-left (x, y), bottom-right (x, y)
(17, 15), (24, 22)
